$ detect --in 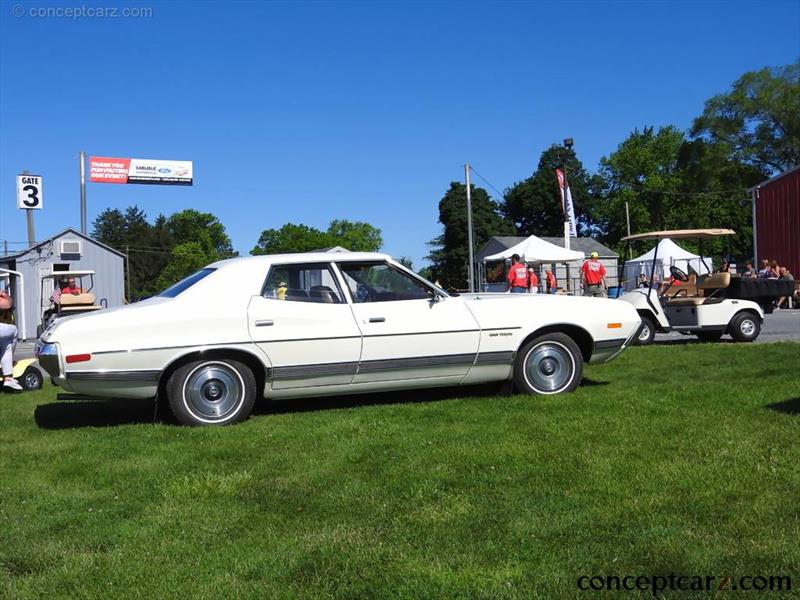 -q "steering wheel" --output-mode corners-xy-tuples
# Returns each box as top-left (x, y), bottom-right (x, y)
(355, 283), (376, 303)
(669, 266), (689, 282)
